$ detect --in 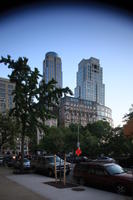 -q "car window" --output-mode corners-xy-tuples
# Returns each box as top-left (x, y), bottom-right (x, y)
(88, 167), (95, 175)
(95, 168), (105, 176)
(45, 156), (61, 163)
(105, 164), (125, 175)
